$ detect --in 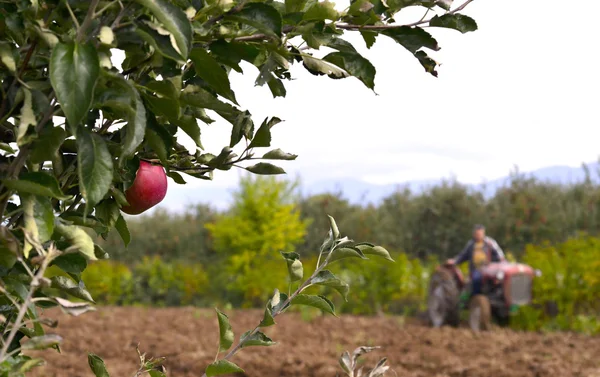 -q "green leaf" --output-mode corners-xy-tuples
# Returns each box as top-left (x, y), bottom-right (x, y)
(228, 3), (283, 36)
(135, 0), (192, 58)
(17, 88), (36, 146)
(429, 13), (478, 33)
(135, 22), (185, 62)
(181, 88), (252, 130)
(3, 172), (69, 200)
(94, 244), (110, 259)
(240, 331), (275, 348)
(205, 360), (244, 377)
(54, 223), (97, 261)
(310, 270), (350, 301)
(248, 117), (281, 149)
(291, 294), (336, 316)
(267, 76), (286, 98)
(22, 194), (54, 258)
(328, 215), (340, 239)
(322, 52), (376, 90)
(145, 115), (173, 165)
(355, 244), (395, 262)
(50, 276), (95, 303)
(0, 42), (16, 73)
(245, 162), (285, 175)
(285, 0), (308, 12)
(12, 357), (46, 374)
(270, 290), (290, 314)
(168, 171), (186, 184)
(95, 199), (120, 229)
(76, 127), (114, 212)
(215, 309), (234, 352)
(21, 335), (62, 350)
(51, 253), (88, 280)
(259, 304), (276, 327)
(170, 115), (203, 149)
(302, 55), (348, 79)
(360, 31), (377, 49)
(415, 50), (438, 77)
(54, 297), (96, 316)
(88, 353), (110, 377)
(0, 227), (20, 269)
(382, 26), (440, 53)
(262, 148), (297, 160)
(115, 215), (131, 247)
(189, 49), (237, 104)
(60, 212), (108, 235)
(303, 1), (339, 21)
(50, 42), (100, 130)
(0, 143), (15, 154)
(117, 77), (147, 162)
(280, 251), (303, 282)
(30, 127), (66, 164)
(327, 247), (368, 264)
